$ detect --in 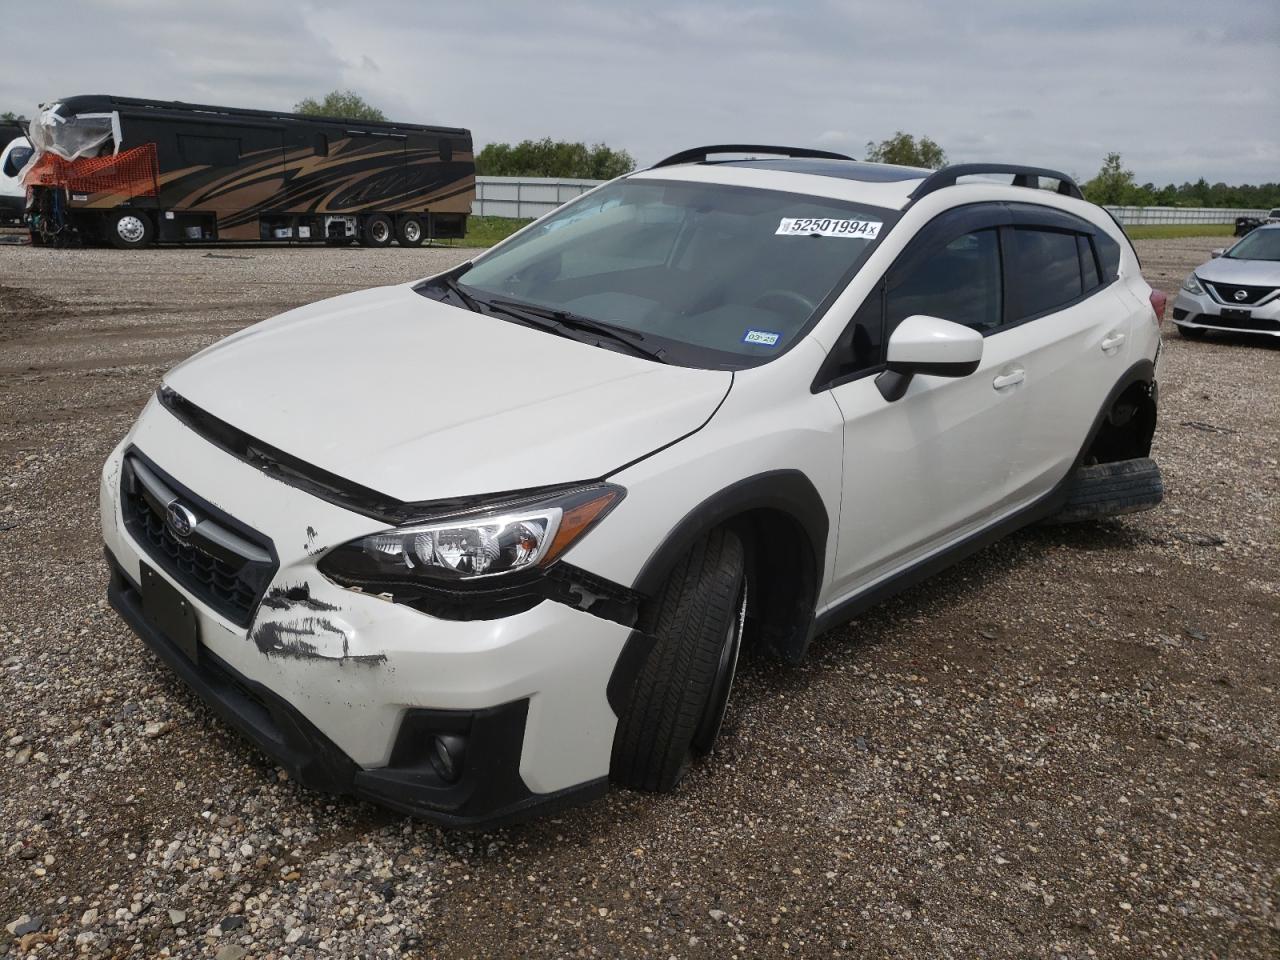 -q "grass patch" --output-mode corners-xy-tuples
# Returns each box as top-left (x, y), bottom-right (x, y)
(460, 216), (527, 248)
(1122, 223), (1236, 240)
